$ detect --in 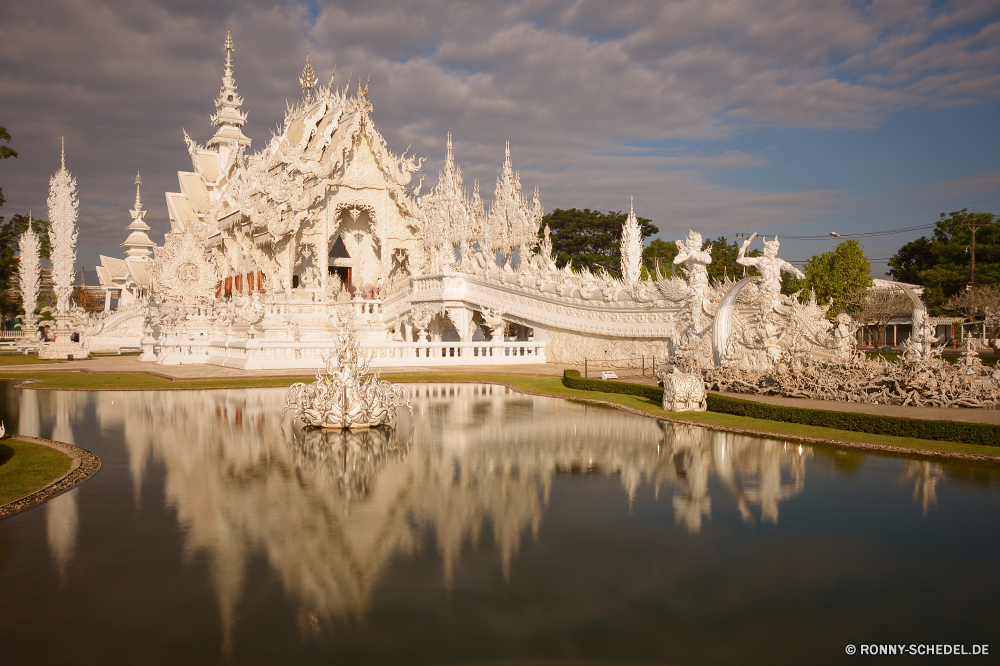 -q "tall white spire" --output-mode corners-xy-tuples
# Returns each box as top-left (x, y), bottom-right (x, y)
(208, 31), (251, 150)
(620, 197), (643, 284)
(46, 139), (79, 317)
(121, 171), (155, 260)
(18, 213), (41, 328)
